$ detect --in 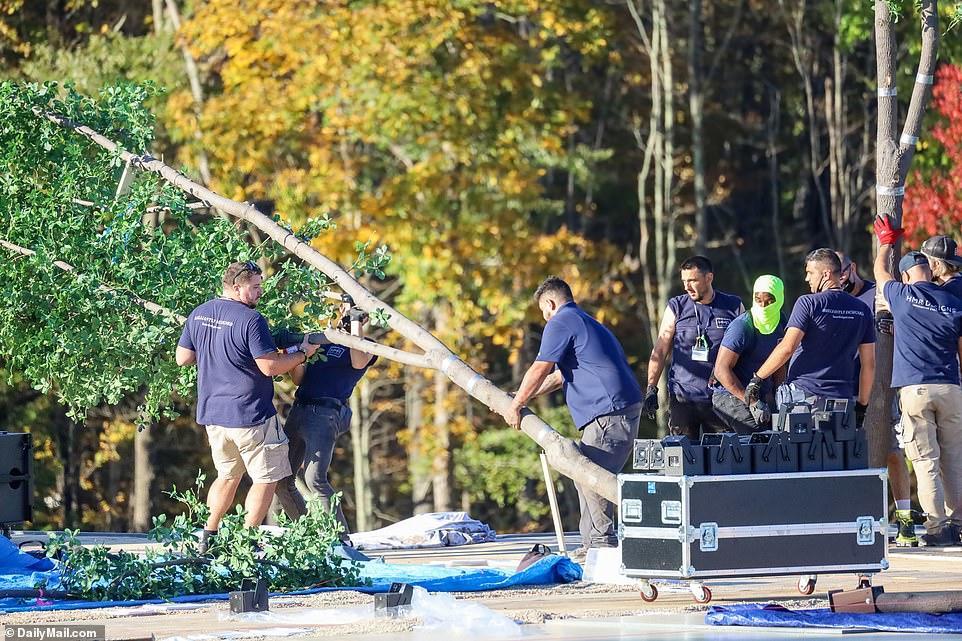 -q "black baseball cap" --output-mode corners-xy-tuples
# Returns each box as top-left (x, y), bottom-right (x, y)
(921, 235), (962, 267)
